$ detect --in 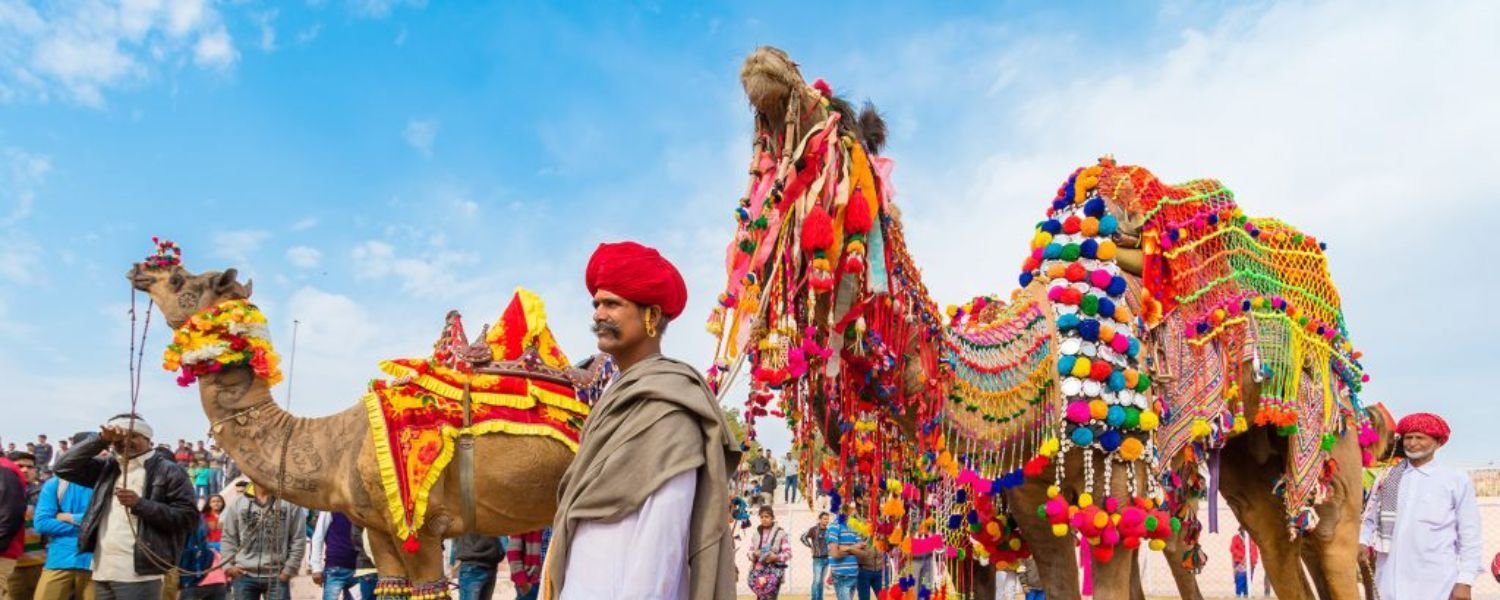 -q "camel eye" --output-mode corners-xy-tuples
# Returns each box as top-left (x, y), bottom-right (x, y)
(169, 272), (186, 291)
